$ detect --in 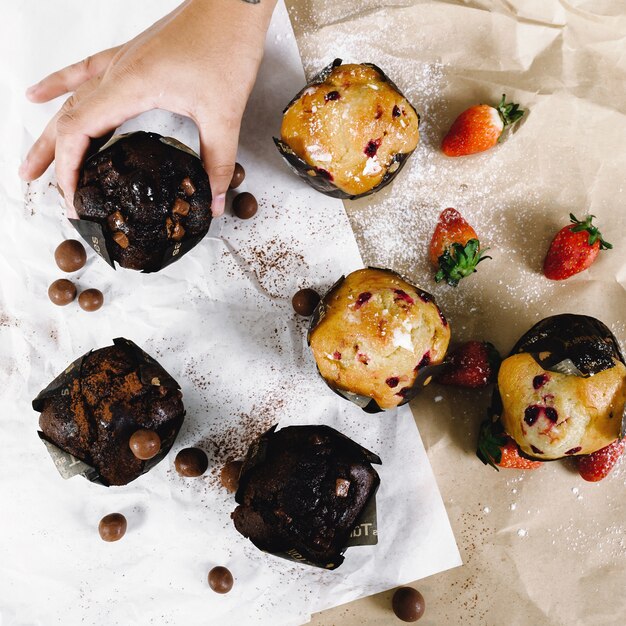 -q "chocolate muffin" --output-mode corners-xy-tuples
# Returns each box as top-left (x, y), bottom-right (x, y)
(74, 131), (212, 272)
(275, 59), (419, 199)
(33, 338), (185, 486)
(232, 425), (381, 569)
(309, 269), (450, 411)
(482, 315), (626, 463)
